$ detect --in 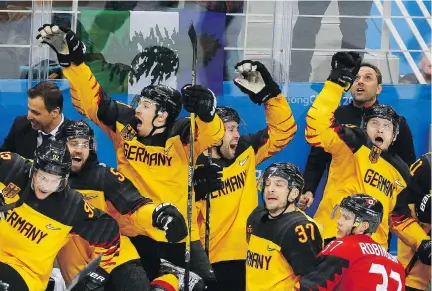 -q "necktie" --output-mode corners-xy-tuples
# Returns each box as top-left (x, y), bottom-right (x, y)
(41, 133), (53, 145)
